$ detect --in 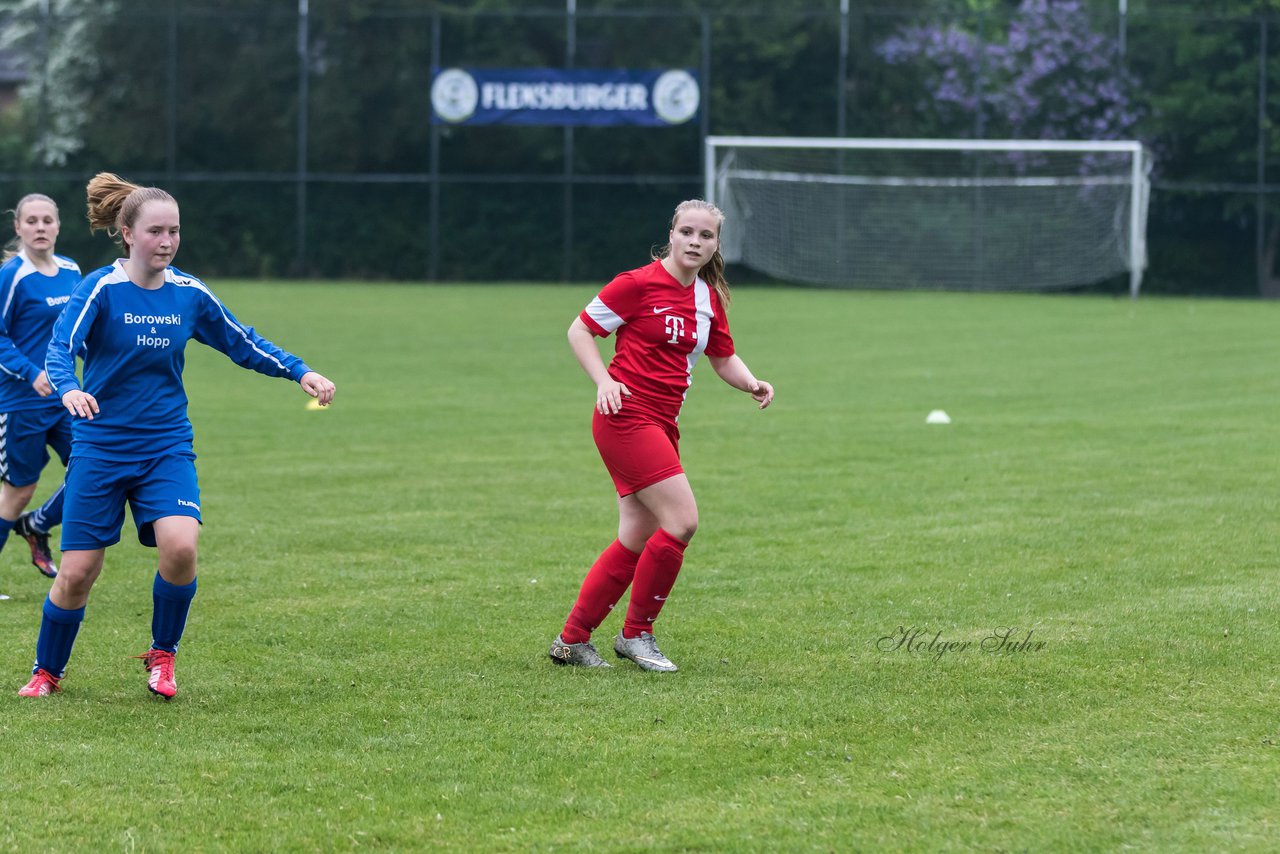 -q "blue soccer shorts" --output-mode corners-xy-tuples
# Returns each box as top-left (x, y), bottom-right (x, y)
(61, 454), (202, 550)
(0, 407), (73, 487)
